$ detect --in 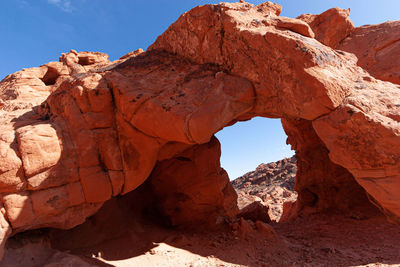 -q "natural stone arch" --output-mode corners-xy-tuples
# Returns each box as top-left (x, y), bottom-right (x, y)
(147, 2), (400, 222)
(1, 0), (400, 258)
